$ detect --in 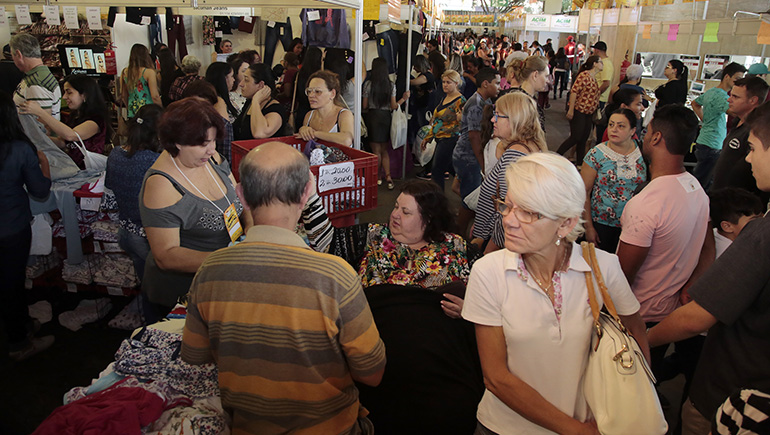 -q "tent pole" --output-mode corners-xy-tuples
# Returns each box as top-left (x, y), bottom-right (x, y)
(403, 5), (414, 179)
(354, 5), (363, 149)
